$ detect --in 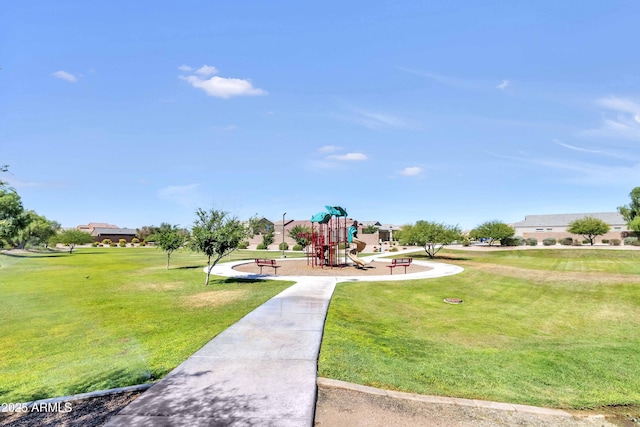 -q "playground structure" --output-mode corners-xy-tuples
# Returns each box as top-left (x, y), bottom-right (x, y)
(302, 206), (366, 268)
